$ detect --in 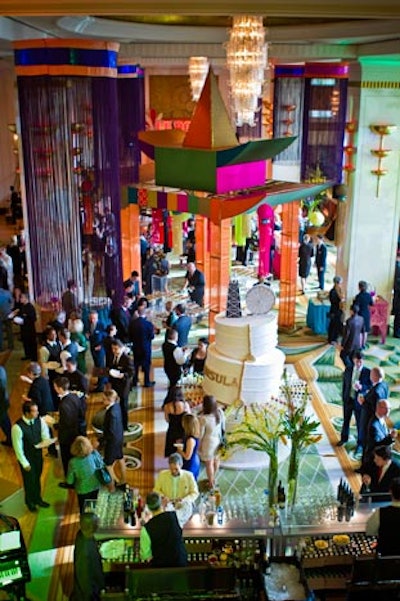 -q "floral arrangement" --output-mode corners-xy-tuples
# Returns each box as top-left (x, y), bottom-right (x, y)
(226, 370), (321, 508)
